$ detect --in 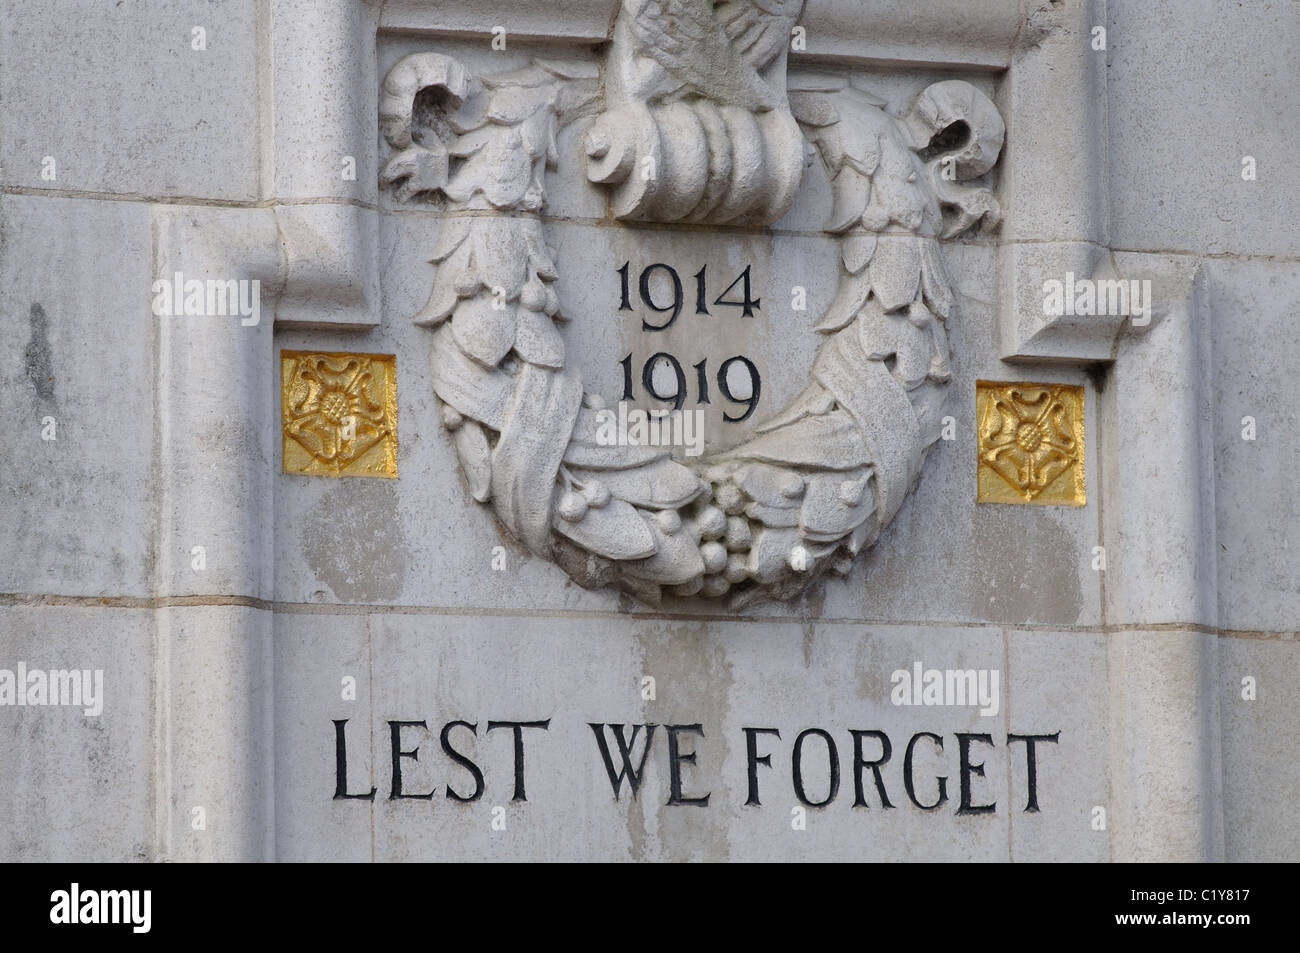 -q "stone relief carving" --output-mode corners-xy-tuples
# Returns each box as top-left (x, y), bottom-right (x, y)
(976, 381), (1085, 506)
(584, 0), (806, 225)
(379, 0), (1004, 607)
(281, 351), (398, 479)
